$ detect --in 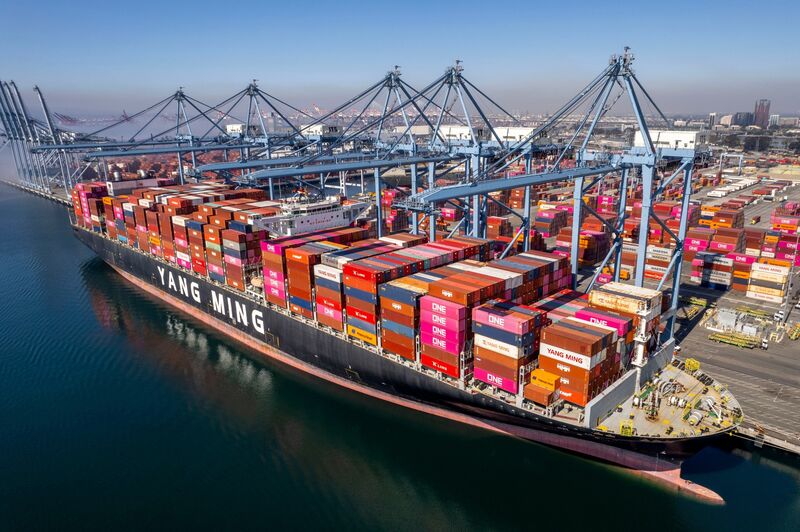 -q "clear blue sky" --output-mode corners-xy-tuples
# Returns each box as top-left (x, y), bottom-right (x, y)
(2, 0), (798, 115)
